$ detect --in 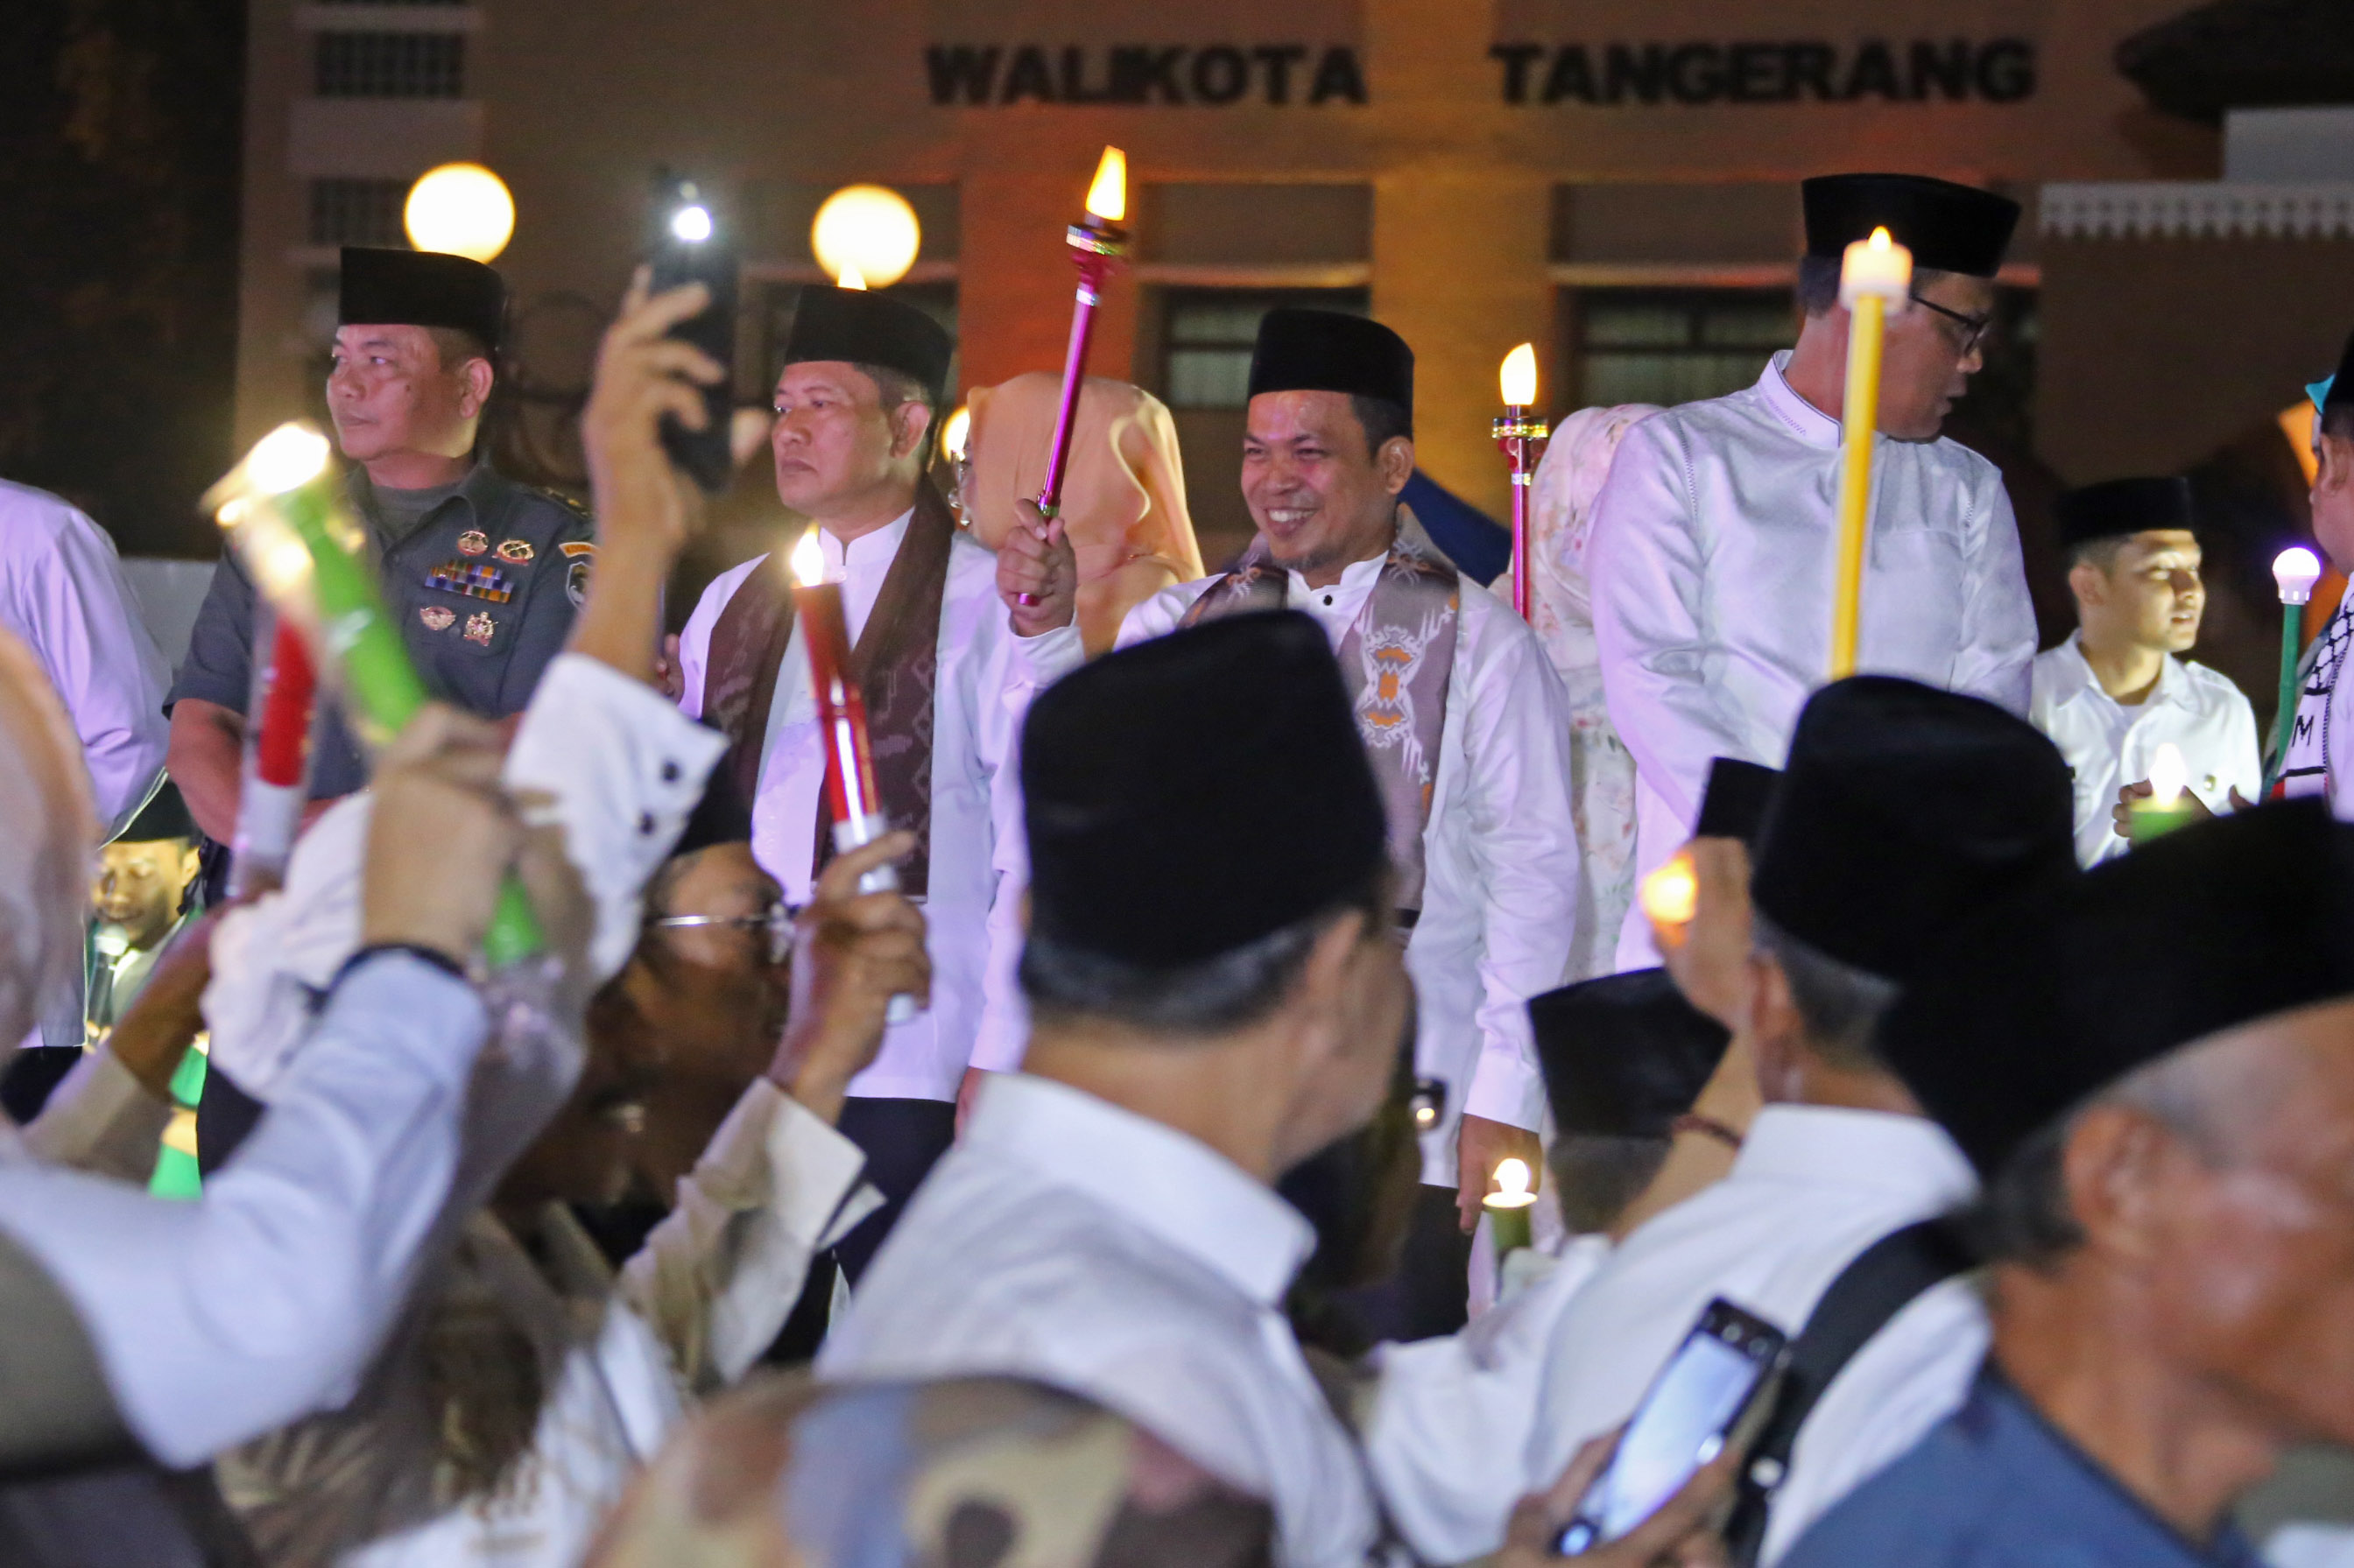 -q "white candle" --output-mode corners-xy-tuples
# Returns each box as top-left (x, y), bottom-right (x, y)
(1839, 227), (1913, 310)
